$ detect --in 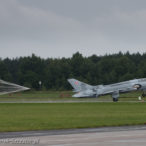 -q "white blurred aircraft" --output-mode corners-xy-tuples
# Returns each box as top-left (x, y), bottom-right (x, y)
(0, 79), (29, 95)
